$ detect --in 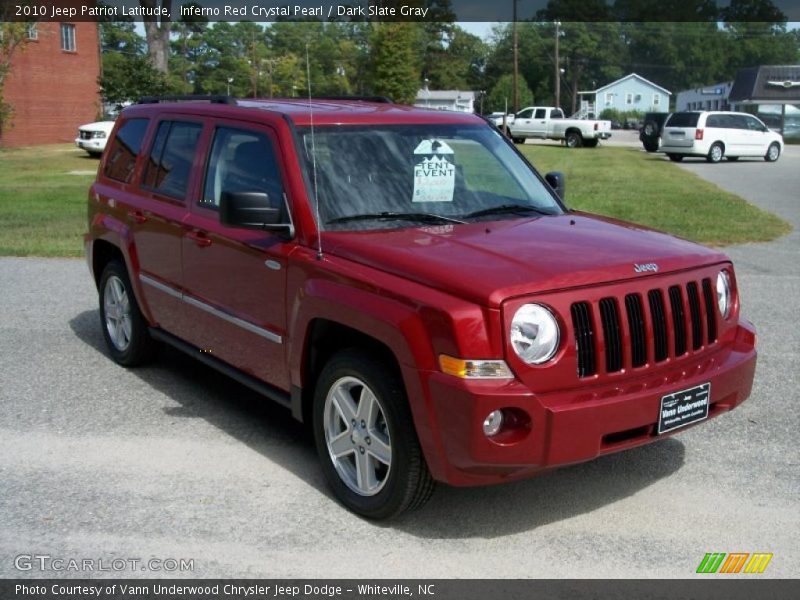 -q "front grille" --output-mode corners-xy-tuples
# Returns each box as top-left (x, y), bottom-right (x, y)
(570, 277), (718, 377)
(80, 131), (92, 140)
